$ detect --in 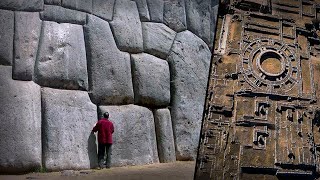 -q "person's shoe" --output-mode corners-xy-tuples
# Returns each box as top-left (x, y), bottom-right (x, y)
(96, 166), (101, 170)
